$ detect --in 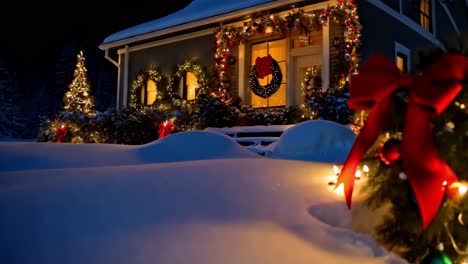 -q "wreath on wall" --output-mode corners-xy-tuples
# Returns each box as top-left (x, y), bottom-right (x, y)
(169, 60), (212, 111)
(129, 65), (164, 109)
(249, 55), (283, 98)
